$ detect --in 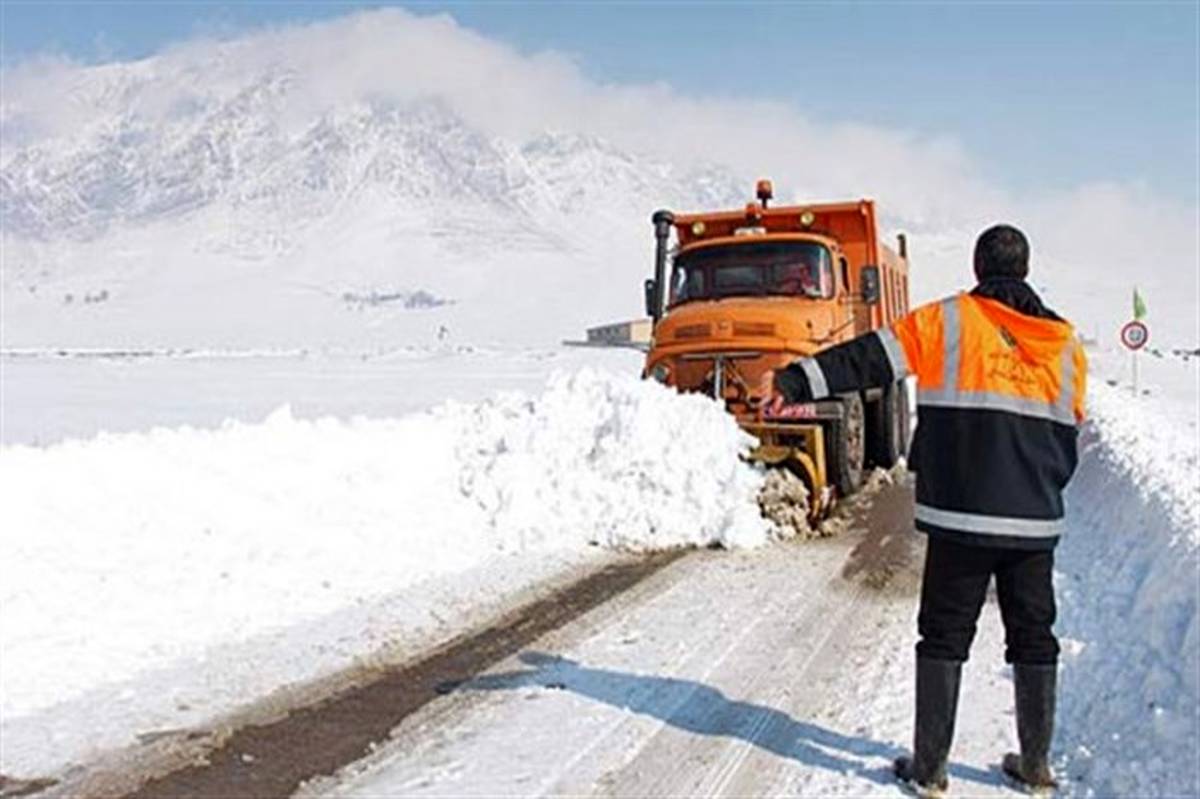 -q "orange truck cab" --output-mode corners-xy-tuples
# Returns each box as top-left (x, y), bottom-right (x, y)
(642, 180), (911, 511)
